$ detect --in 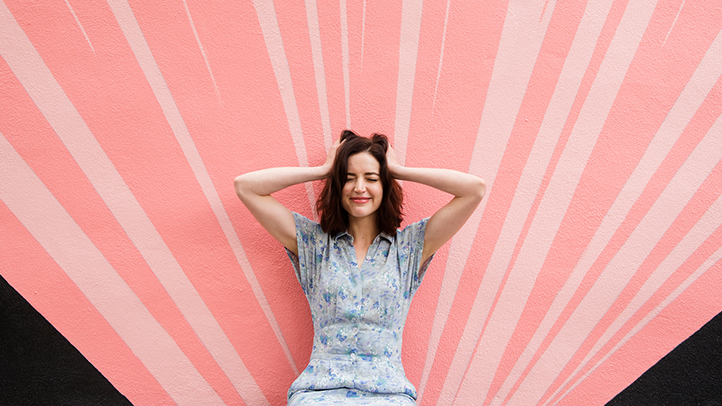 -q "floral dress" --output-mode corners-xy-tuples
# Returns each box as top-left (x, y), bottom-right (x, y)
(286, 213), (433, 406)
